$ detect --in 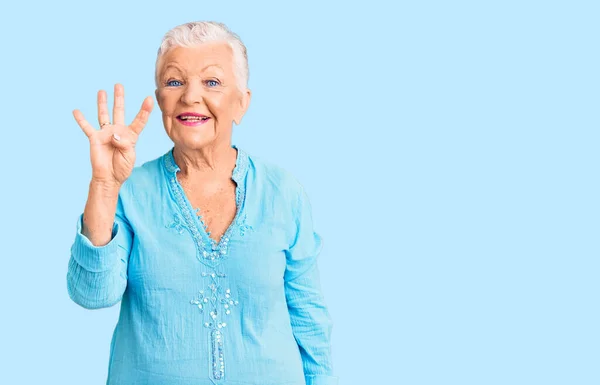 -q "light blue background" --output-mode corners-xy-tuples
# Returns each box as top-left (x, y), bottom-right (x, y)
(0, 1), (598, 384)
